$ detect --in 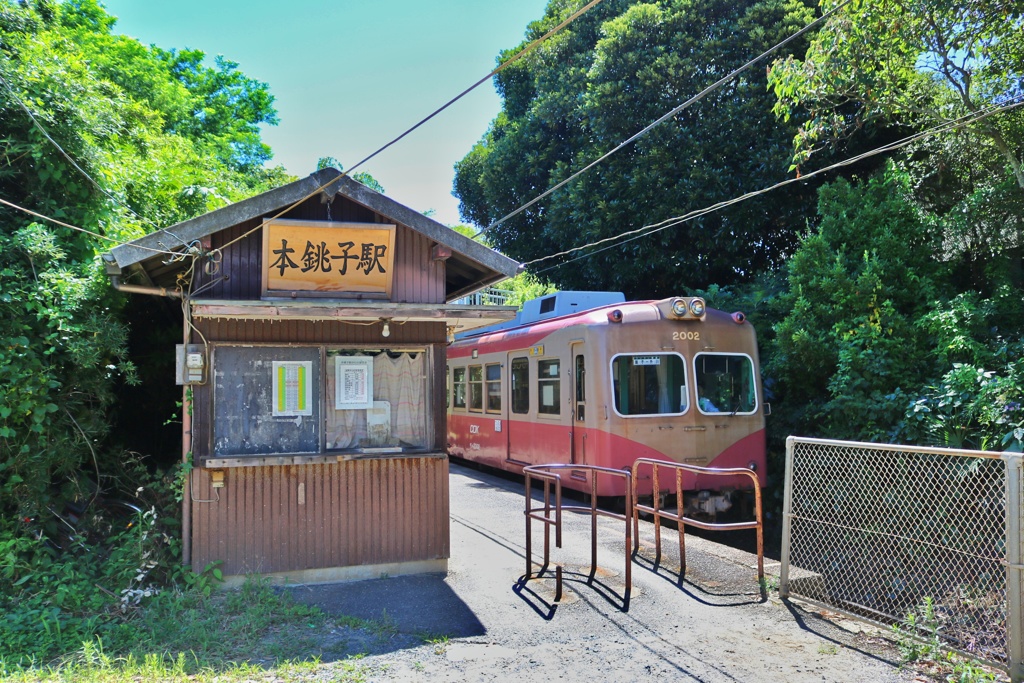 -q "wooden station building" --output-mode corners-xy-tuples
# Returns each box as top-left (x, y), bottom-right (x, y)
(103, 168), (518, 585)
